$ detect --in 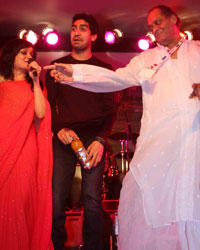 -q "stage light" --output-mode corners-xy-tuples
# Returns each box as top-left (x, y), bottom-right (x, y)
(146, 32), (155, 42)
(18, 29), (27, 39)
(45, 32), (59, 45)
(42, 27), (59, 45)
(137, 32), (155, 51)
(18, 29), (39, 45)
(138, 39), (150, 51)
(104, 31), (116, 44)
(26, 30), (38, 45)
(104, 28), (124, 44)
(113, 29), (123, 39)
(183, 31), (193, 40)
(42, 27), (53, 36)
(180, 31), (193, 40)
